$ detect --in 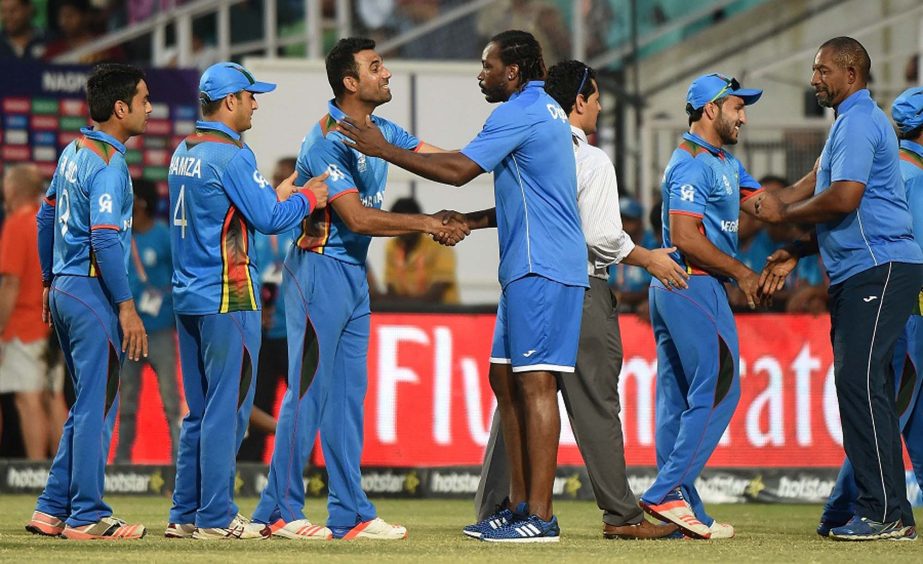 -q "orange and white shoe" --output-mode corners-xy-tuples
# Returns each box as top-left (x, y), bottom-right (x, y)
(341, 517), (408, 540)
(25, 511), (66, 536)
(269, 518), (333, 540)
(61, 517), (146, 540)
(707, 521), (735, 539)
(164, 522), (196, 538)
(193, 513), (269, 540)
(640, 489), (710, 540)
